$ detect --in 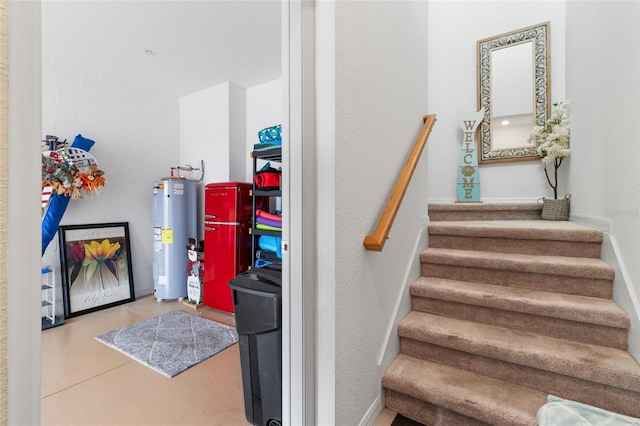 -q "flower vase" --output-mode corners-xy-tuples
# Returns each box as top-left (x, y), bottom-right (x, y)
(540, 194), (571, 221)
